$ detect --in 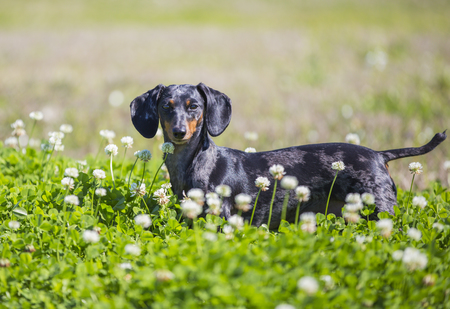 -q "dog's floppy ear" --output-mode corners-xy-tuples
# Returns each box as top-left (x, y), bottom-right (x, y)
(130, 84), (165, 138)
(197, 83), (232, 137)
